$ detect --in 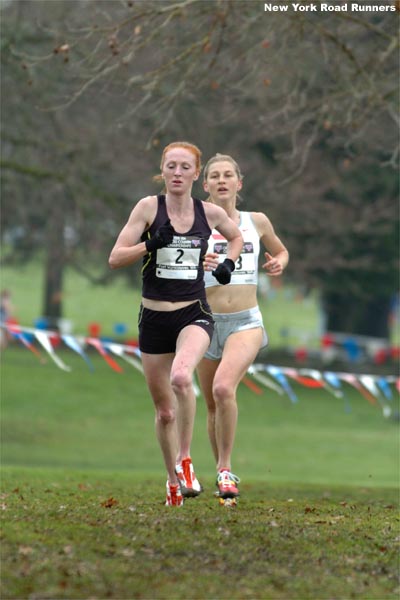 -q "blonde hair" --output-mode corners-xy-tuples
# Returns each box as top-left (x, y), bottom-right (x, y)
(203, 153), (243, 182)
(153, 141), (202, 184)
